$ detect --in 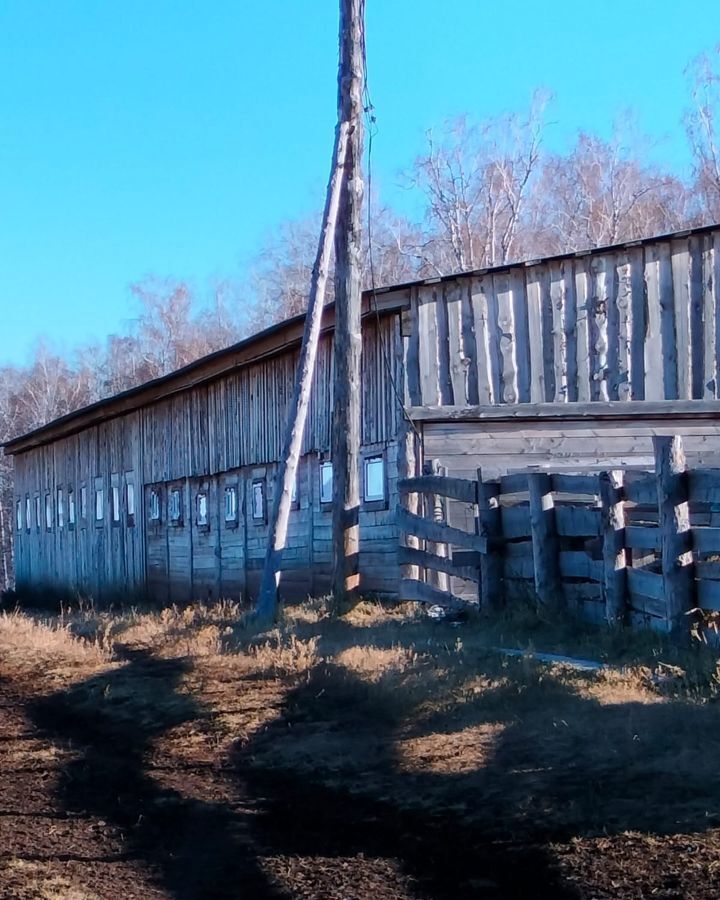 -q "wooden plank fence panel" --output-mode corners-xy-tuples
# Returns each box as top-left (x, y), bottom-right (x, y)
(559, 550), (603, 581)
(399, 577), (466, 608)
(625, 525), (661, 550)
(555, 506), (601, 537)
(399, 475), (477, 504)
(398, 546), (480, 583)
(396, 507), (488, 553)
(551, 473), (600, 495)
